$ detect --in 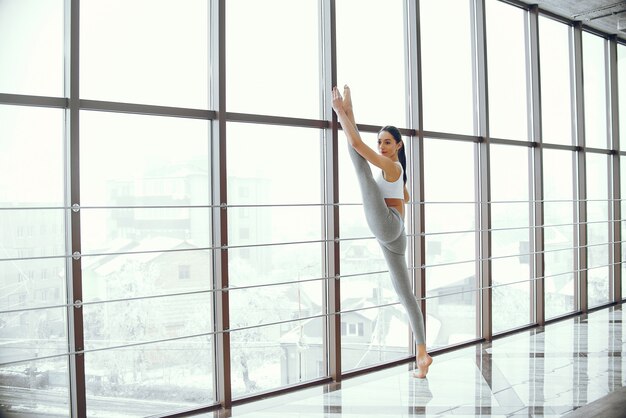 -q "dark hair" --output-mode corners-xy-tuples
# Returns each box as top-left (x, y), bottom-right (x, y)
(379, 125), (407, 184)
